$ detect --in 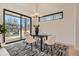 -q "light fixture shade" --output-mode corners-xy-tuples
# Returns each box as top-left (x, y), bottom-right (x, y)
(32, 12), (39, 18)
(32, 4), (39, 18)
